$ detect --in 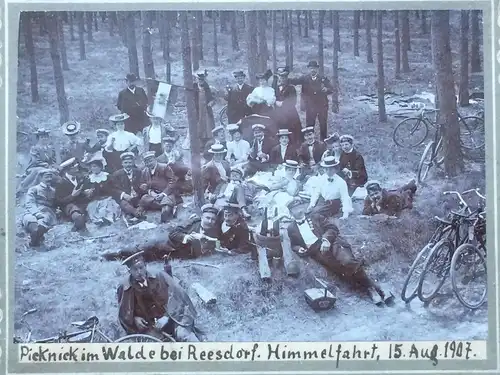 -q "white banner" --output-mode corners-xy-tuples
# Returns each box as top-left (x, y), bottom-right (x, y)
(152, 82), (173, 119)
(18, 341), (487, 367)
